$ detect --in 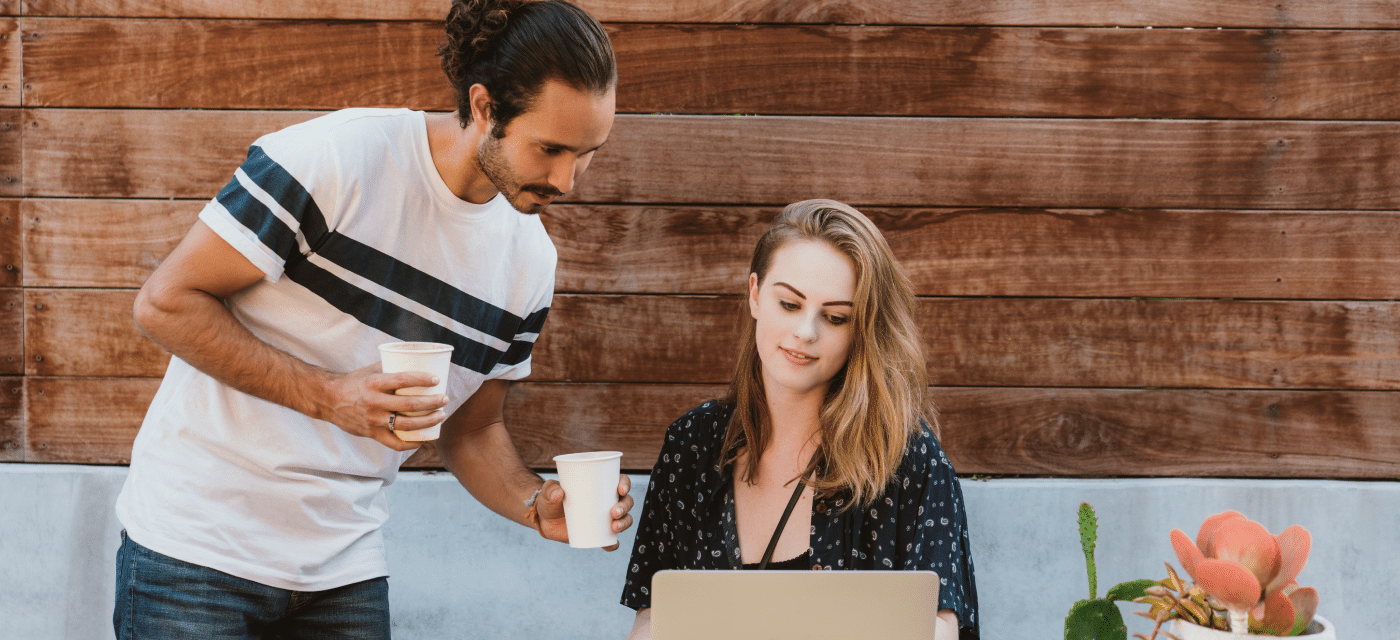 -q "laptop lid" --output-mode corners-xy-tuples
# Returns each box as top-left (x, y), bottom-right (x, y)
(650, 569), (941, 640)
